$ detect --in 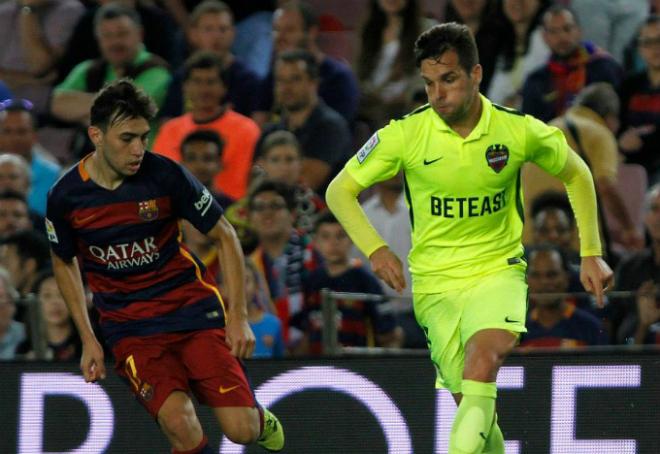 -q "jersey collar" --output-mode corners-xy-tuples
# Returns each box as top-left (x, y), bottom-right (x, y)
(429, 94), (492, 141)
